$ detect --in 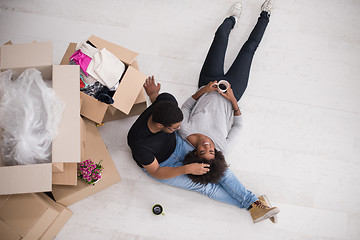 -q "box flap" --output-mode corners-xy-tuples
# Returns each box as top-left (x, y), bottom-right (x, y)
(52, 118), (121, 206)
(52, 163), (64, 173)
(52, 65), (80, 163)
(80, 117), (86, 161)
(0, 164), (52, 195)
(135, 88), (146, 104)
(88, 35), (138, 65)
(80, 91), (108, 124)
(130, 60), (146, 104)
(0, 194), (58, 239)
(60, 43), (77, 65)
(0, 219), (21, 240)
(103, 101), (147, 123)
(0, 194), (11, 208)
(111, 66), (146, 114)
(38, 193), (73, 240)
(52, 163), (77, 185)
(0, 42), (52, 79)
